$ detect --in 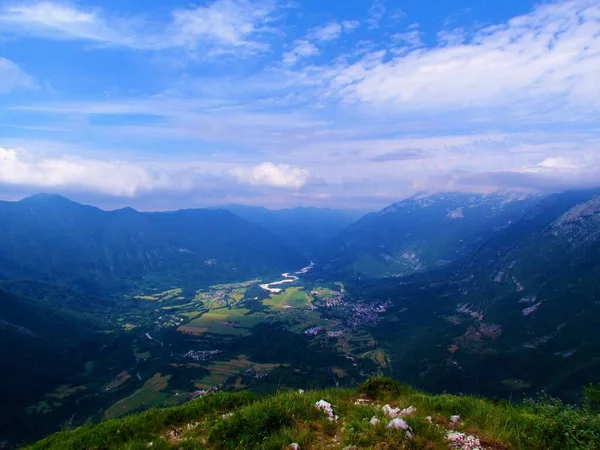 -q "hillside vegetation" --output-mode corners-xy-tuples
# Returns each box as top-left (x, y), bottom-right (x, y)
(216, 204), (366, 257)
(319, 192), (542, 278)
(0, 194), (307, 293)
(350, 190), (600, 401)
(28, 378), (600, 450)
